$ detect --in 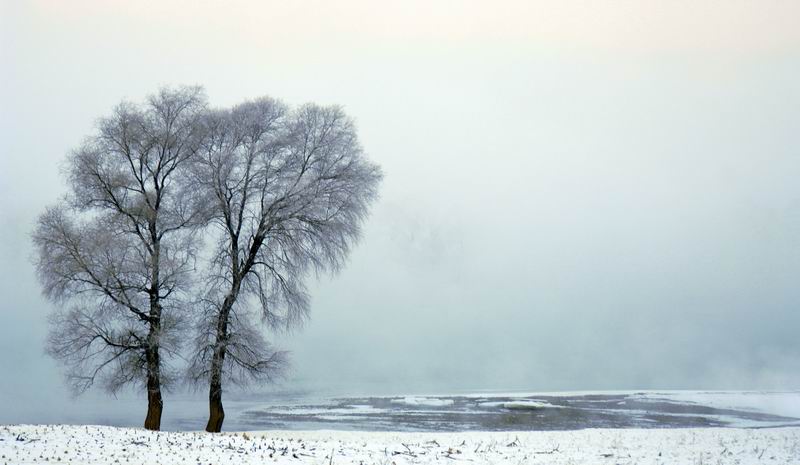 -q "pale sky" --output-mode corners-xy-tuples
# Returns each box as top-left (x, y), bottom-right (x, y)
(1, 0), (799, 423)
